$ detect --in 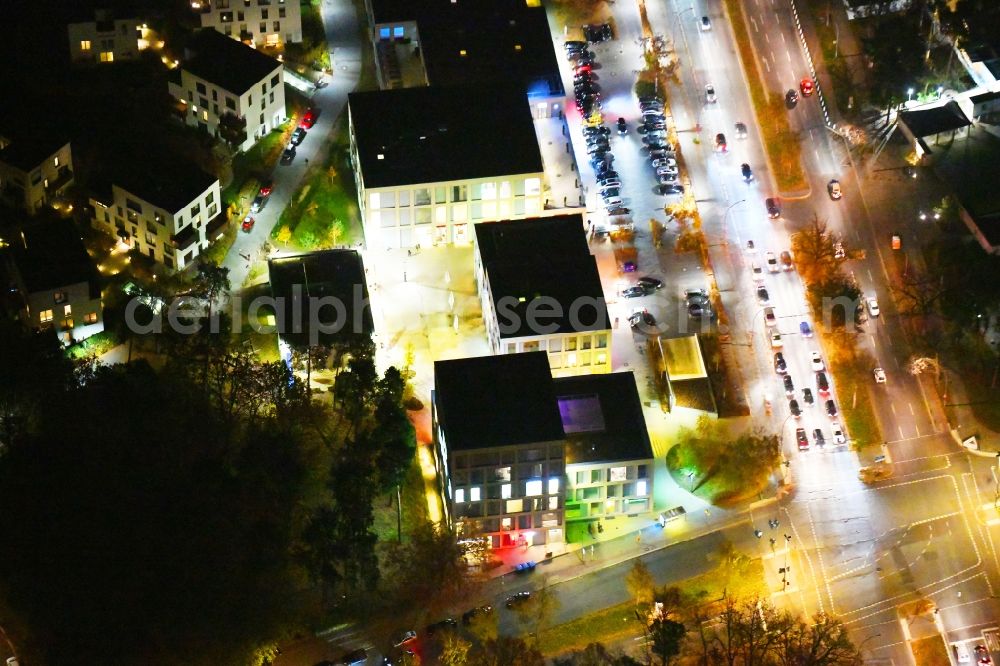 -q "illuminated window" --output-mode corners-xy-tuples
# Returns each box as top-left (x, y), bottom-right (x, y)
(434, 206), (447, 224)
(525, 480), (542, 496)
(63, 305), (72, 316)
(501, 517), (512, 530)
(455, 488), (465, 503)
(99, 51), (114, 63)
(499, 181), (511, 199)
(201, 109), (209, 121)
(53, 156), (60, 168)
(548, 478), (559, 494)
(505, 499), (523, 512)
(549, 496), (558, 509)
(459, 49), (467, 56)
(84, 312), (98, 324)
(481, 182), (497, 200)
(496, 466), (511, 481)
(501, 484), (511, 499)
(369, 192), (381, 209)
(470, 486), (481, 502)
(637, 480), (647, 496)
(80, 40), (92, 51)
(39, 309), (53, 324)
(525, 177), (541, 196)
(610, 466), (627, 482)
